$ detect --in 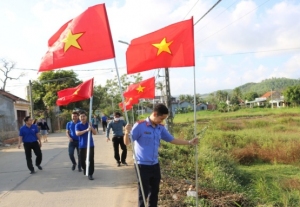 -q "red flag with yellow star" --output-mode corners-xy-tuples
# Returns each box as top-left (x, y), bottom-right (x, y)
(123, 77), (155, 99)
(56, 78), (94, 106)
(126, 18), (194, 74)
(39, 4), (115, 72)
(118, 97), (139, 111)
